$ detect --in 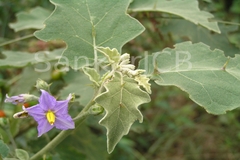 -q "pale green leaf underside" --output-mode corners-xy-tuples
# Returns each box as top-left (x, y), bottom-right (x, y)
(98, 47), (120, 63)
(95, 72), (150, 153)
(82, 67), (100, 87)
(134, 75), (151, 94)
(9, 7), (51, 32)
(139, 41), (240, 114)
(129, 0), (220, 33)
(0, 49), (63, 68)
(35, 0), (145, 68)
